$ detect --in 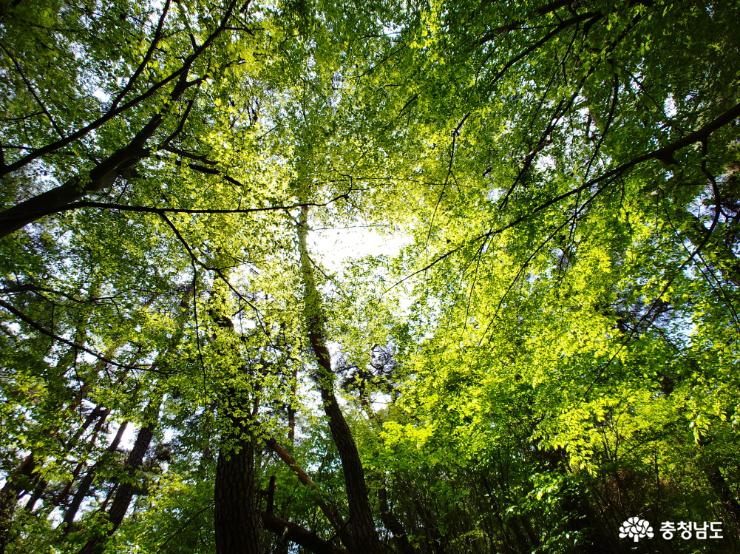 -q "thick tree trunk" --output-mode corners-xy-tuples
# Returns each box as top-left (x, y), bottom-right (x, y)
(214, 438), (264, 554)
(297, 206), (384, 554)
